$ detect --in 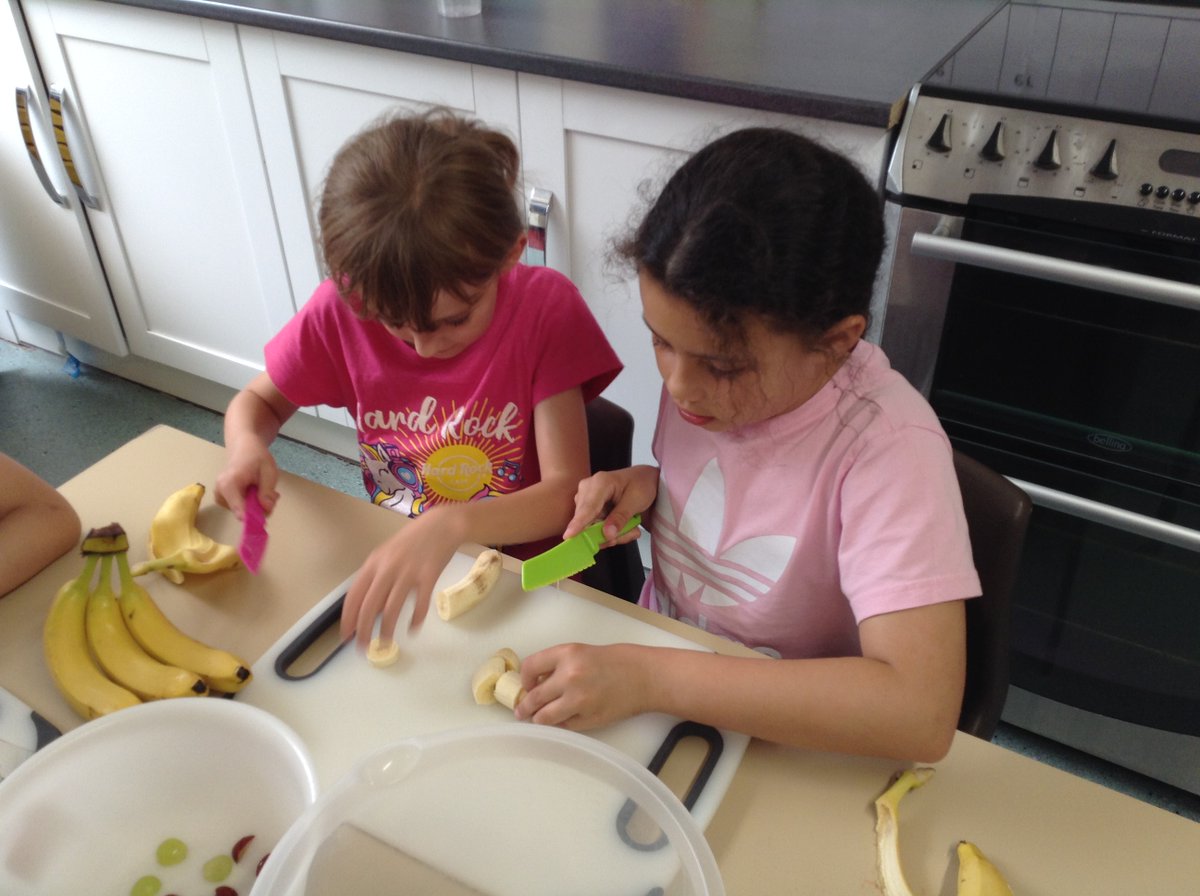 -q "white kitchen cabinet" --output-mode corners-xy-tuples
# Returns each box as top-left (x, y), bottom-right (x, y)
(19, 0), (292, 389)
(239, 26), (522, 427)
(518, 76), (889, 467)
(1, 0), (124, 354)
